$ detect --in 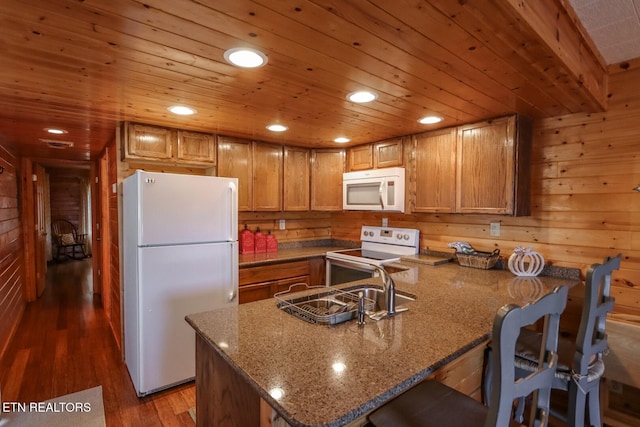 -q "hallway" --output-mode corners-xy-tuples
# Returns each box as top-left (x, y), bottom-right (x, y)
(0, 259), (196, 426)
